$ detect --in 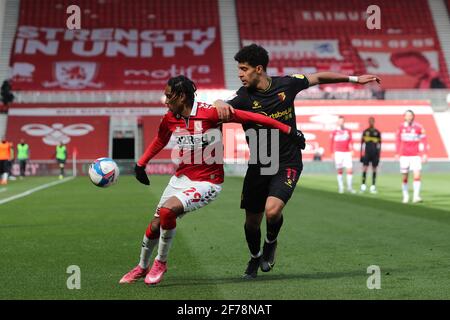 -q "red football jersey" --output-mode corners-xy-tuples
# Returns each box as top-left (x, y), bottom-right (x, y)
(396, 122), (428, 156)
(138, 101), (291, 184)
(330, 128), (352, 152)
